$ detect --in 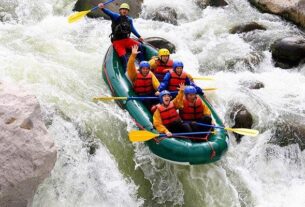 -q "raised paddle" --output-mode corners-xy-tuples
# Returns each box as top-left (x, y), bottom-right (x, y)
(93, 96), (158, 102)
(129, 130), (213, 142)
(68, 0), (116, 23)
(191, 122), (259, 137)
